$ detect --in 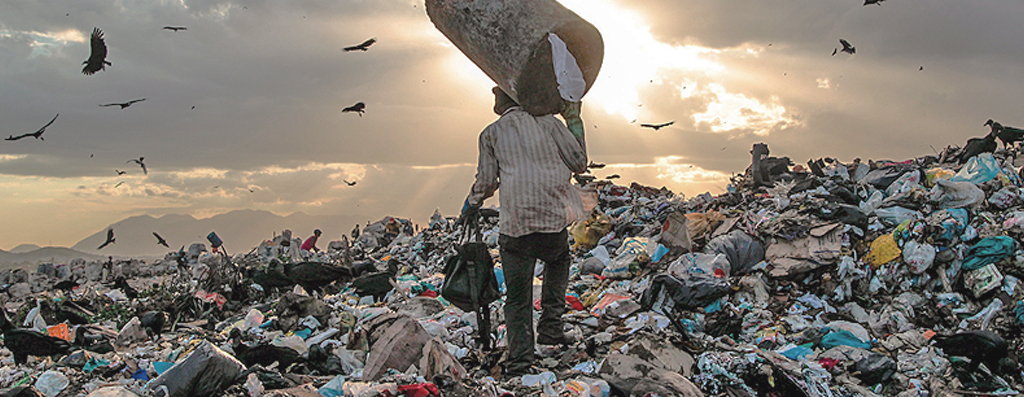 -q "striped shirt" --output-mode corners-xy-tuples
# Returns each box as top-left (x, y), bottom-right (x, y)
(467, 107), (588, 238)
